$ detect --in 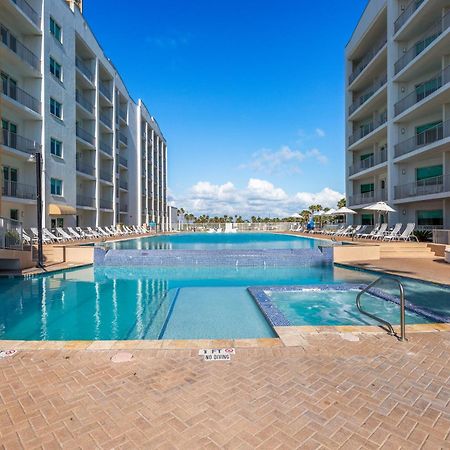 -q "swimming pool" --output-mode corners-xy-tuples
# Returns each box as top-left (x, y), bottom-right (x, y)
(108, 232), (330, 250)
(0, 262), (449, 340)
